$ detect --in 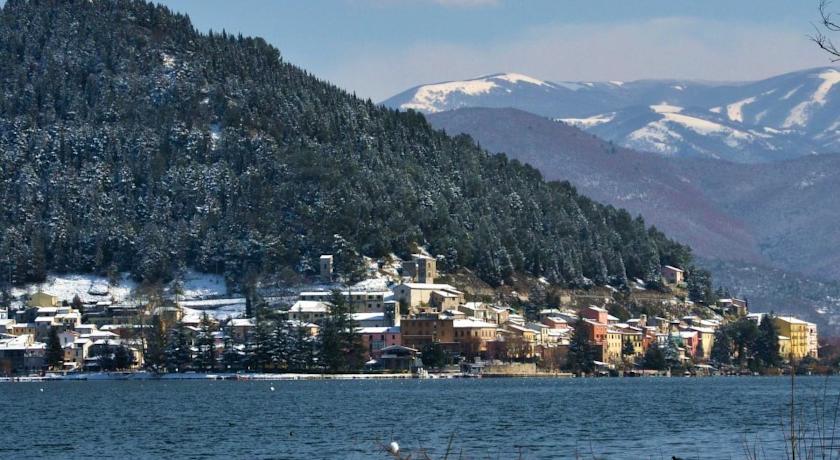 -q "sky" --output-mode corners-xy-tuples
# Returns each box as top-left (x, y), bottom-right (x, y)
(155, 0), (835, 101)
